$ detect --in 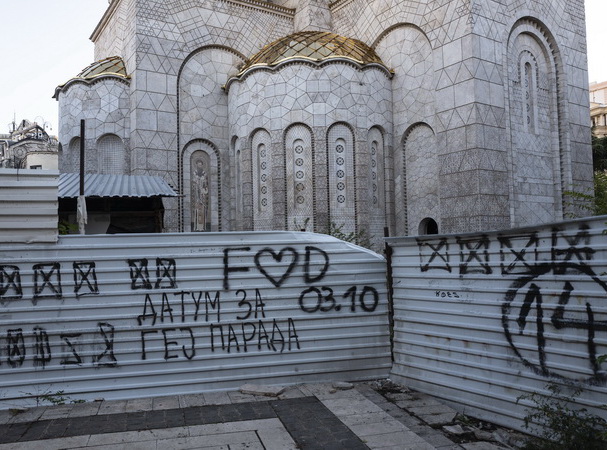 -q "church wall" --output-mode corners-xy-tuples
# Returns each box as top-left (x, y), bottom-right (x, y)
(93, 0), (136, 68)
(227, 62), (392, 247)
(57, 79), (131, 175)
(374, 24), (436, 236)
(179, 48), (244, 232)
(104, 0), (297, 232)
(332, 0), (591, 234)
(76, 0), (592, 237)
